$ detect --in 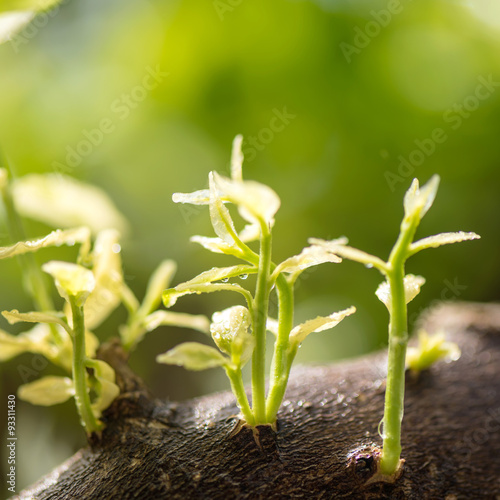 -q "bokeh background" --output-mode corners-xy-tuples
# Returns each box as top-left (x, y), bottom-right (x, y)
(1, 0), (499, 491)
